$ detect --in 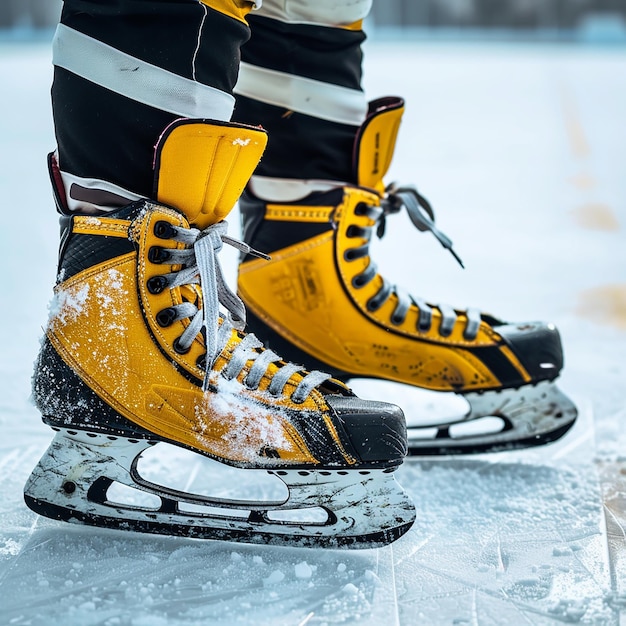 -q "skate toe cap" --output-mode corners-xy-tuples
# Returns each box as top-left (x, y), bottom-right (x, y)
(326, 396), (408, 465)
(497, 321), (564, 382)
